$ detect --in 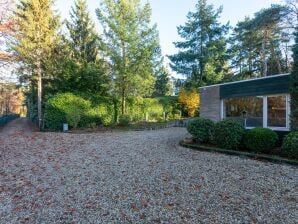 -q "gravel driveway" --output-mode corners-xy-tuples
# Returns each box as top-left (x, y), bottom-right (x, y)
(0, 120), (297, 223)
